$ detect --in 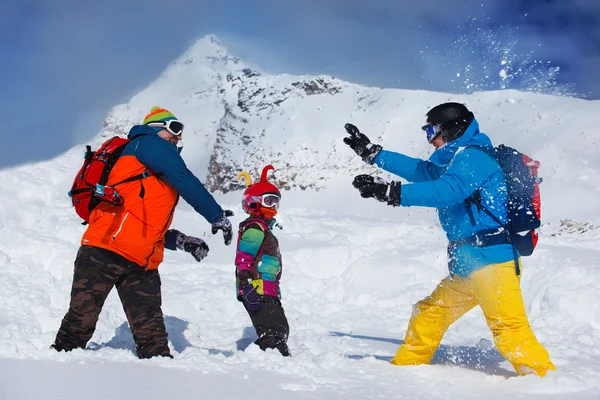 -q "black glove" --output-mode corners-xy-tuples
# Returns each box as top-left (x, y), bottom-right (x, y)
(352, 174), (402, 207)
(164, 229), (210, 262)
(241, 279), (261, 311)
(211, 210), (234, 246)
(343, 123), (382, 165)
